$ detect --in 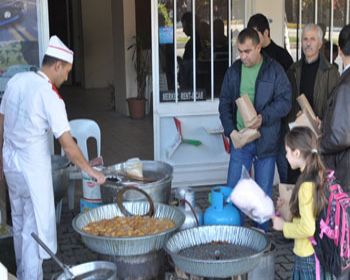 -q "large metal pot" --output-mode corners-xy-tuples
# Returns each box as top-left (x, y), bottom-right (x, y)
(100, 160), (173, 204)
(248, 243), (275, 279)
(51, 155), (70, 204)
(165, 225), (270, 278)
(54, 261), (117, 280)
(72, 201), (185, 256)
